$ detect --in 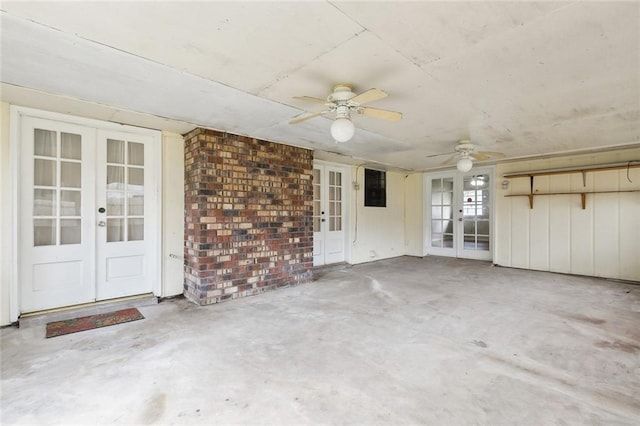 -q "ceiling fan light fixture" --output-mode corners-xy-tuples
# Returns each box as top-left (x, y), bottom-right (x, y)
(456, 157), (473, 173)
(330, 116), (355, 142)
